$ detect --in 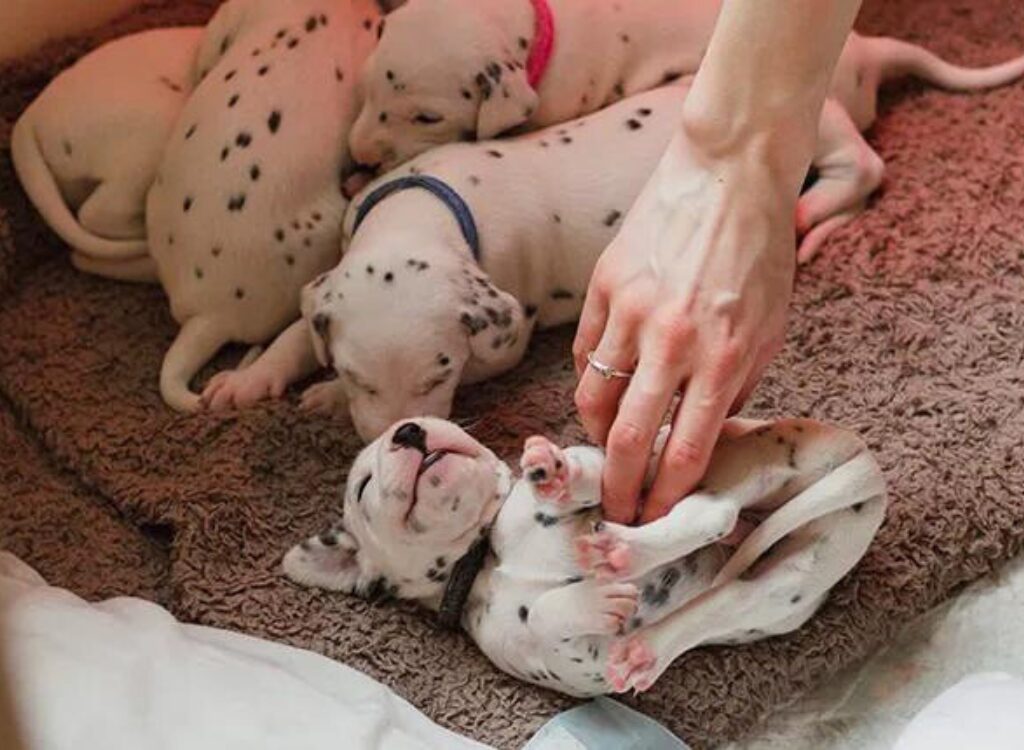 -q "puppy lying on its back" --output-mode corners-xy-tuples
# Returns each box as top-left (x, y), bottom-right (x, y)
(283, 417), (886, 696)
